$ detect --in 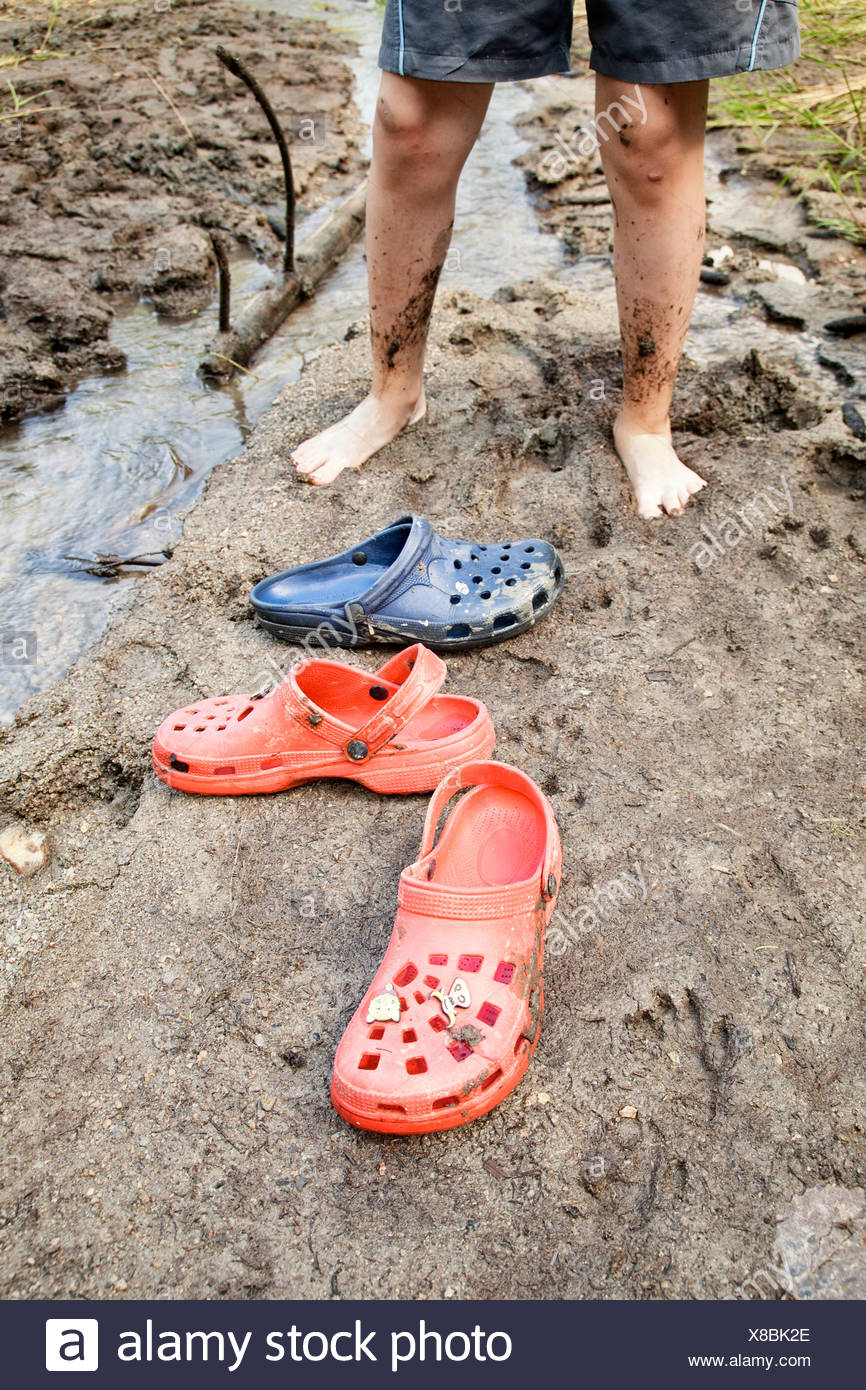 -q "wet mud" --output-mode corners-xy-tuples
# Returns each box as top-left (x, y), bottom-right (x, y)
(0, 0), (365, 421)
(1, 273), (864, 1298)
(1, 6), (865, 1304)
